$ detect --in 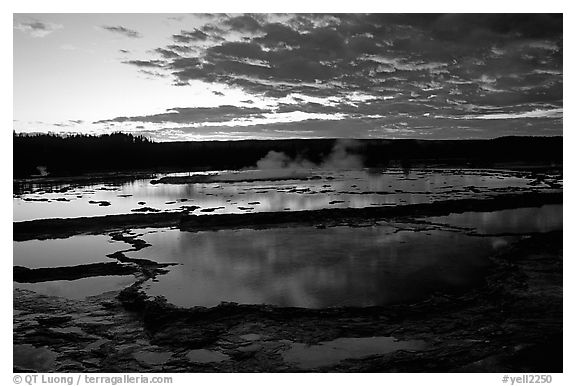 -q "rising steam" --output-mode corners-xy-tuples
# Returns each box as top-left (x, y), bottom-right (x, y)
(255, 139), (364, 172)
